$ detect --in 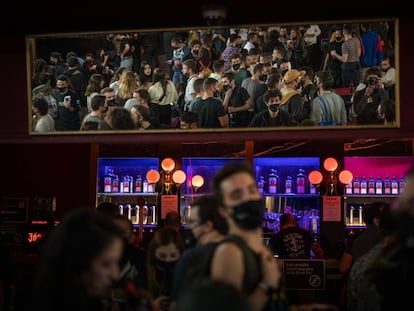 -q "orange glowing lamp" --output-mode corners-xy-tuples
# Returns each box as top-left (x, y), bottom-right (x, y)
(339, 170), (353, 185)
(308, 170), (323, 185)
(172, 170), (187, 185)
(191, 175), (205, 189)
(161, 158), (175, 172)
(146, 169), (160, 184)
(323, 157), (338, 172)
